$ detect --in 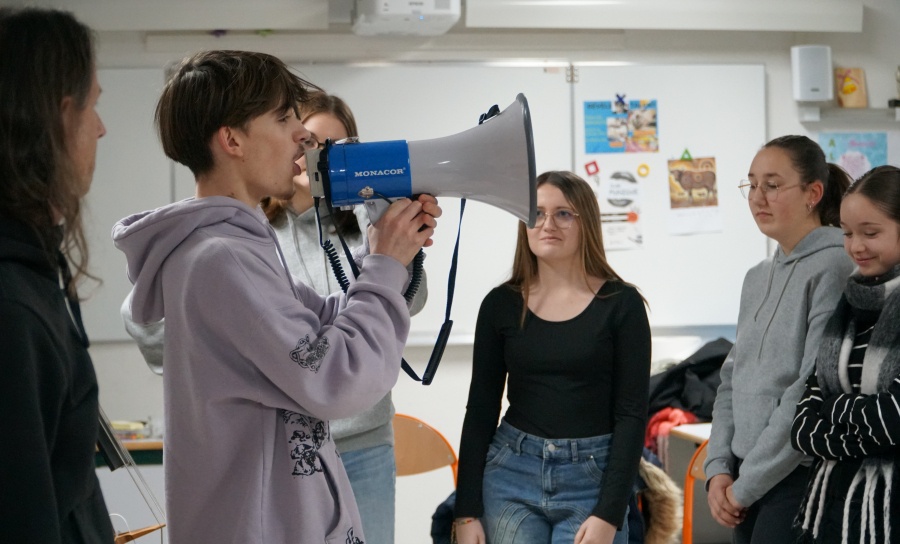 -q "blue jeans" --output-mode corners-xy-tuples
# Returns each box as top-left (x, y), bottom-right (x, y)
(482, 420), (629, 544)
(341, 444), (396, 544)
